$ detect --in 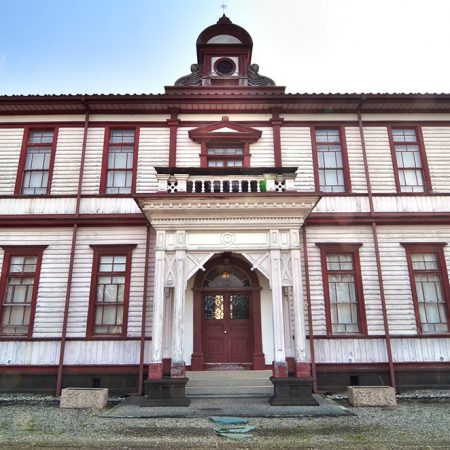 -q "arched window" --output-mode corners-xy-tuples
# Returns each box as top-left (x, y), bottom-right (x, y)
(202, 265), (251, 289)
